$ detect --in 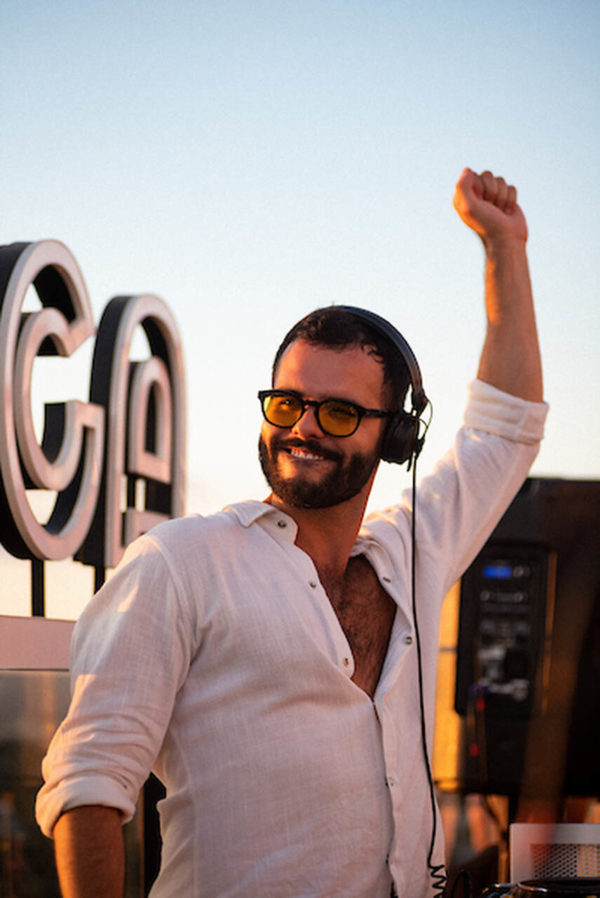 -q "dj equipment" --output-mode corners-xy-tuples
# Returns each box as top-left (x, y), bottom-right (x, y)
(480, 821), (600, 895)
(335, 306), (429, 466)
(453, 477), (600, 797)
(510, 823), (600, 882)
(480, 880), (600, 896)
